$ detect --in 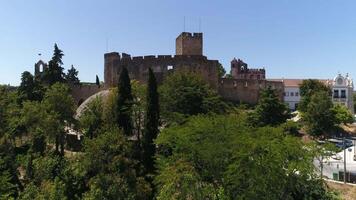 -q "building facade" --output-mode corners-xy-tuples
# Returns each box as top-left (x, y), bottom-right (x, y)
(271, 74), (354, 114)
(331, 73), (354, 113)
